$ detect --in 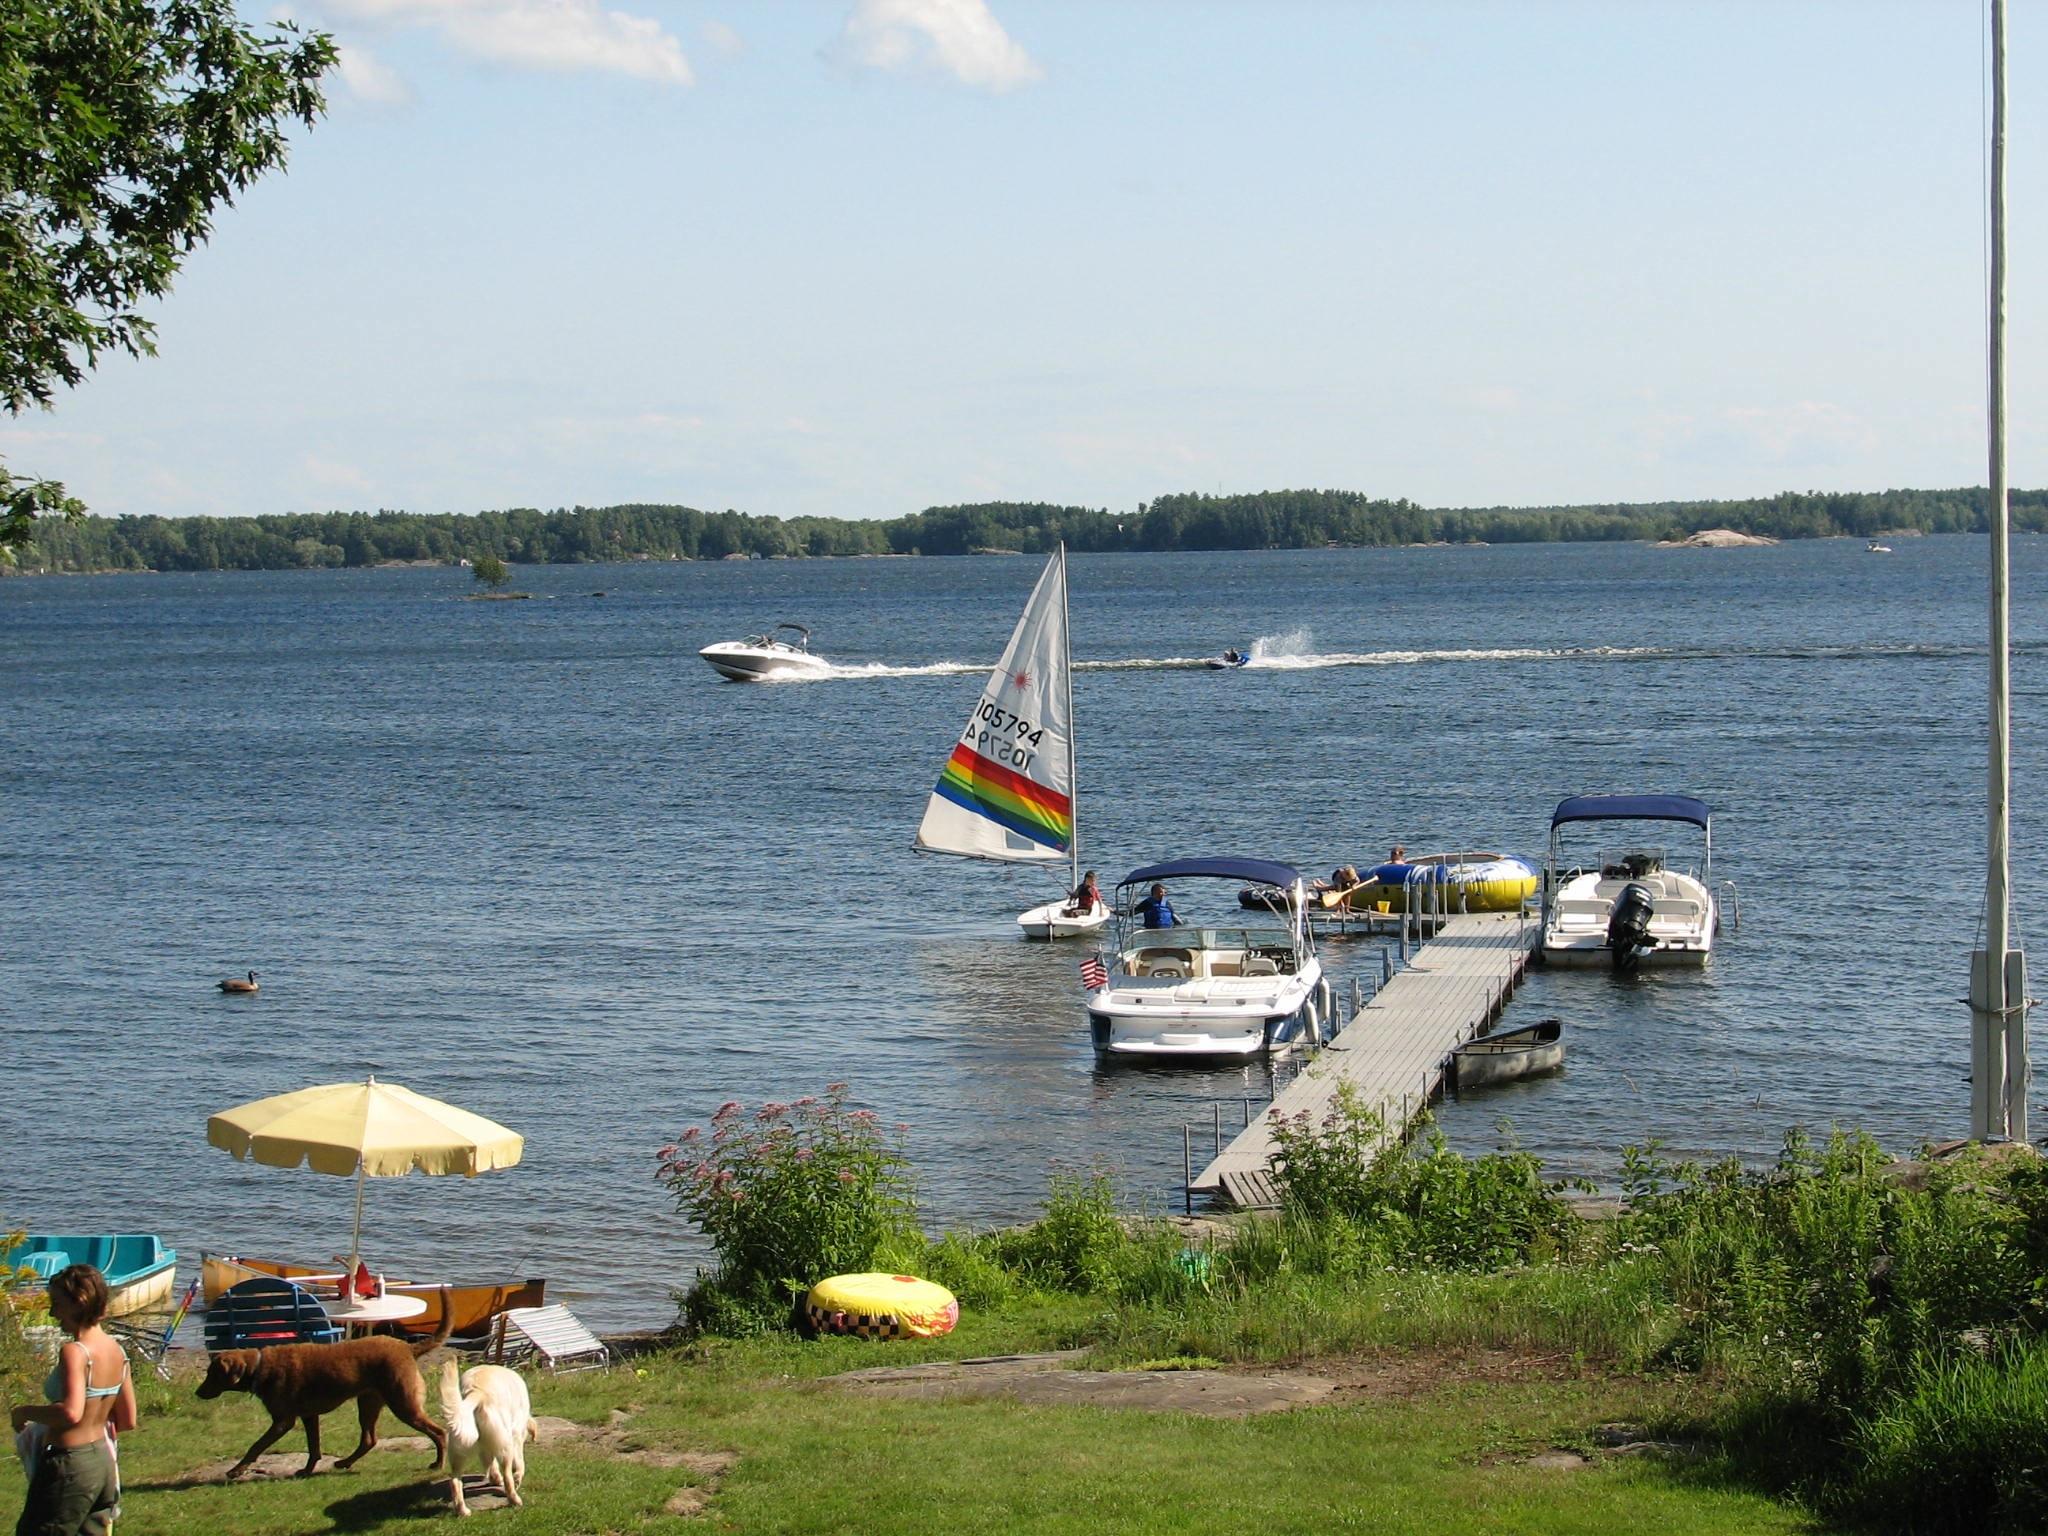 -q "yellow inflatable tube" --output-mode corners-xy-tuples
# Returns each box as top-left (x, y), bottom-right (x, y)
(805, 1273), (959, 1339)
(1339, 854), (1539, 915)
